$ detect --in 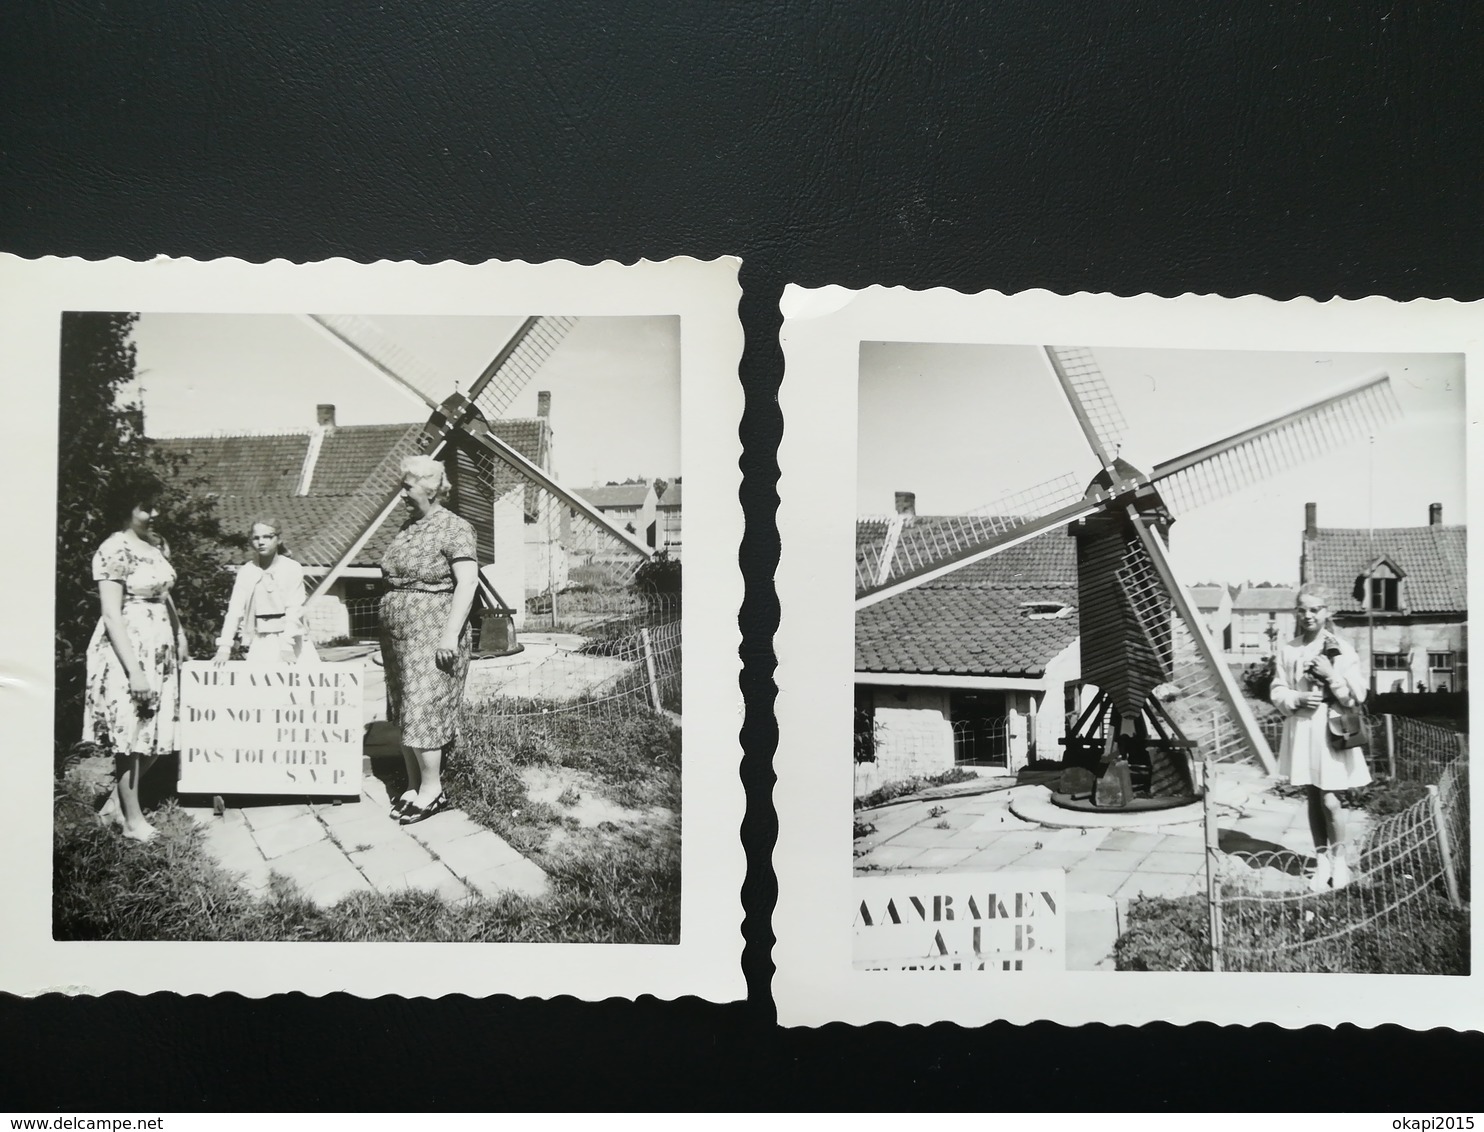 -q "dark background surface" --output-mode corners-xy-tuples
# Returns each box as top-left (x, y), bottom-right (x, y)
(4, 0), (1481, 1110)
